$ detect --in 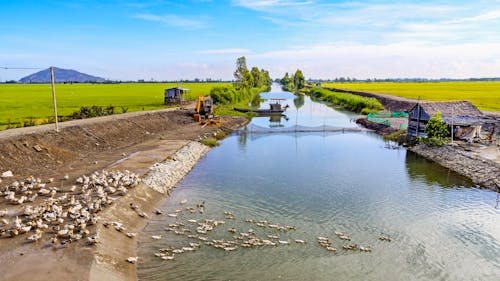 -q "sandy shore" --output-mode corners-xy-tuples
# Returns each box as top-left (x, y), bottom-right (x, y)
(0, 108), (248, 281)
